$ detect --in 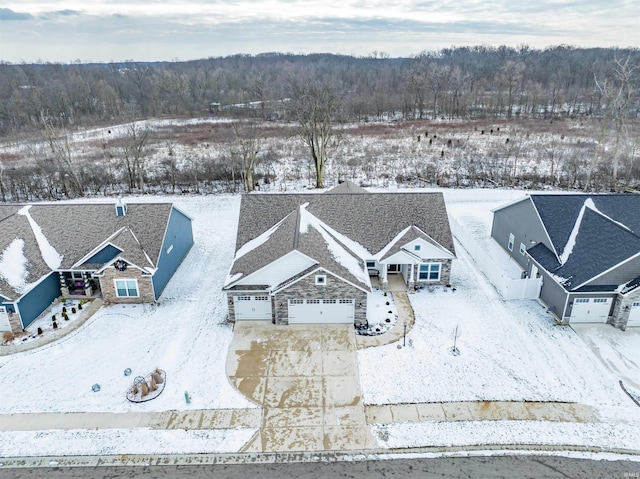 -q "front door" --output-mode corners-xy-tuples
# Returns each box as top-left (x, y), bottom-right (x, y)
(387, 264), (400, 274)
